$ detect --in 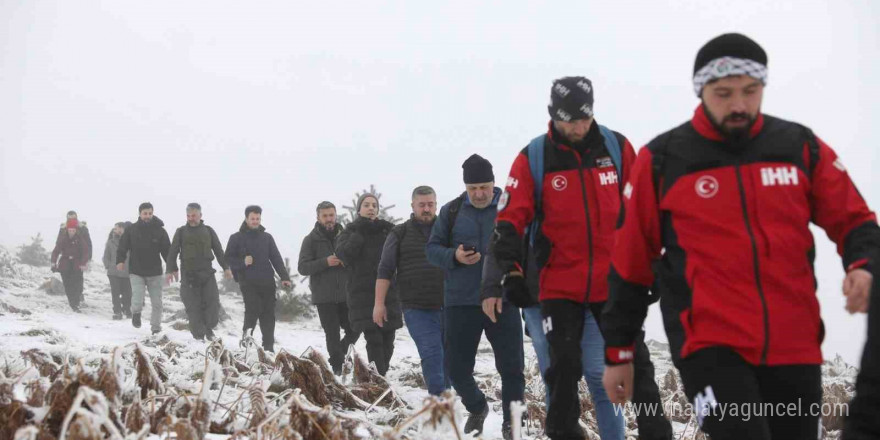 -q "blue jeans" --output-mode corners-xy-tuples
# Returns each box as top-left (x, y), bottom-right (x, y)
(404, 308), (448, 395)
(446, 305), (525, 422)
(523, 306), (624, 440)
